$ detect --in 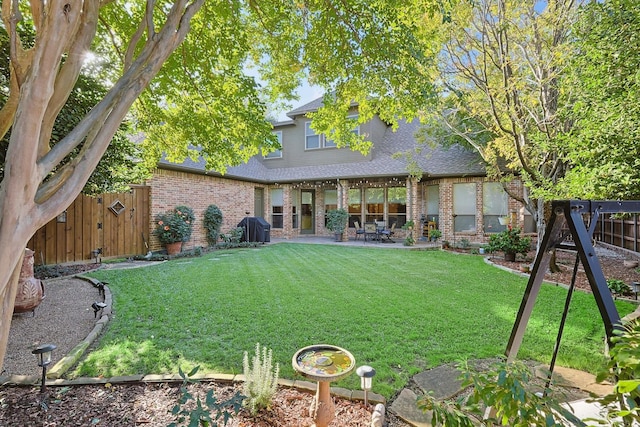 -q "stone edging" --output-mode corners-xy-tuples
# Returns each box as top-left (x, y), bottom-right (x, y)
(47, 274), (113, 379)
